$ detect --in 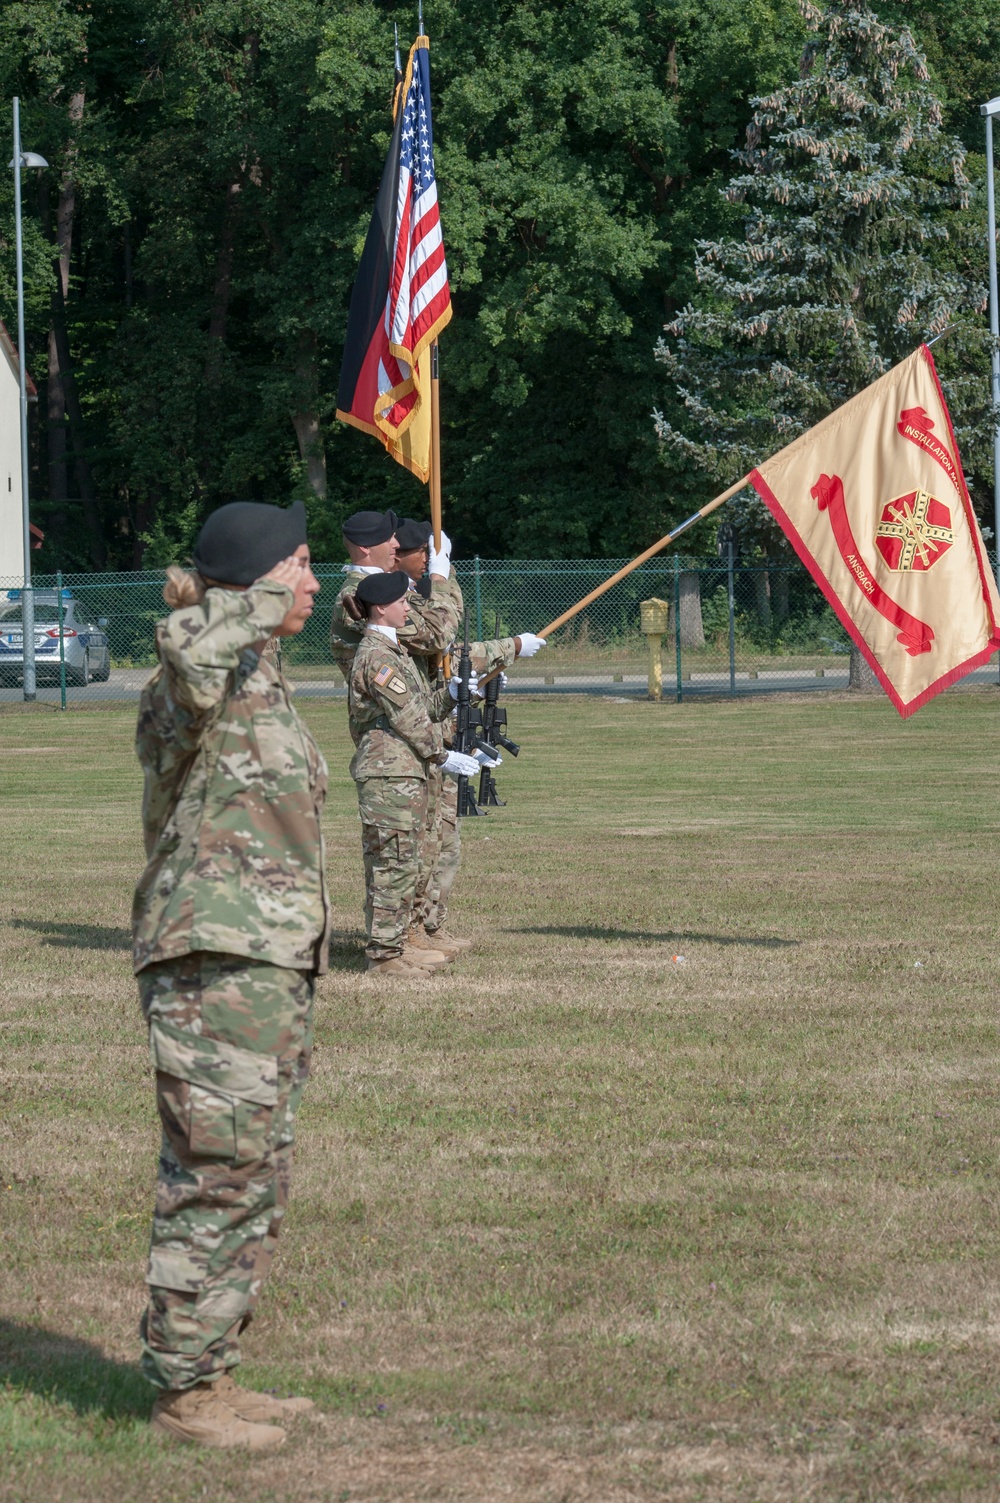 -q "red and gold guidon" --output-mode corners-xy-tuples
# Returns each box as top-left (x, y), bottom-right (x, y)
(749, 345), (1000, 717)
